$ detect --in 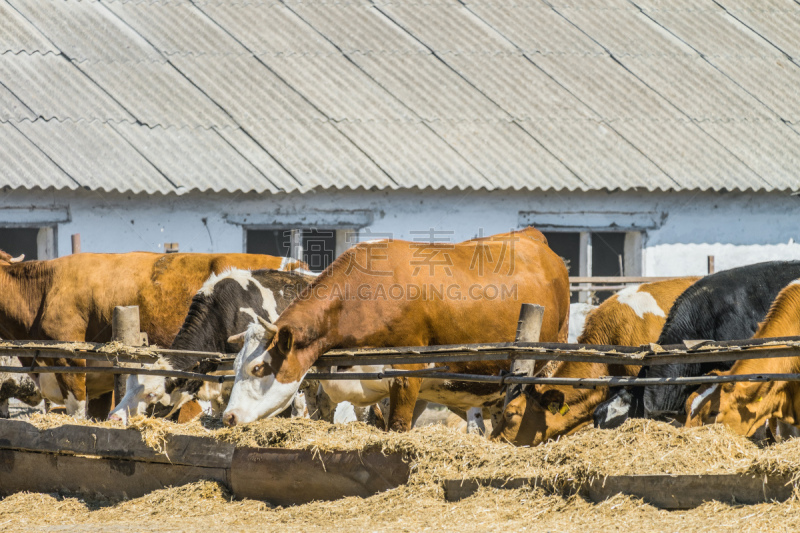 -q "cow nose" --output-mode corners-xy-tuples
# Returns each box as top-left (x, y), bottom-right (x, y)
(223, 412), (238, 427)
